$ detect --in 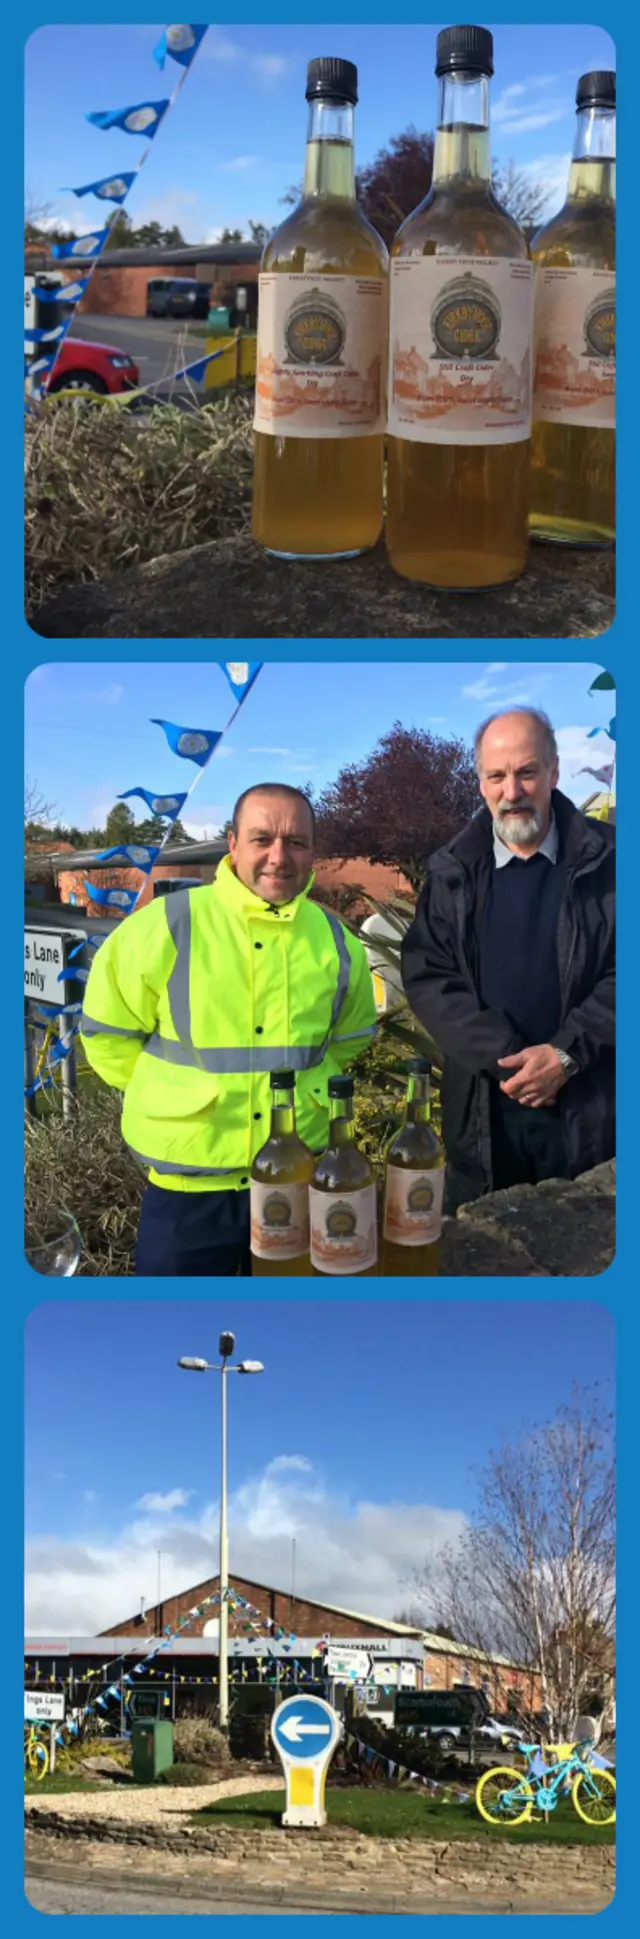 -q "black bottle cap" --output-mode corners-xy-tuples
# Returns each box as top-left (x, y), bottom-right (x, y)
(328, 1074), (354, 1097)
(306, 57), (358, 106)
(407, 1056), (432, 1075)
(435, 25), (494, 79)
(270, 1069), (295, 1090)
(576, 71), (616, 110)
